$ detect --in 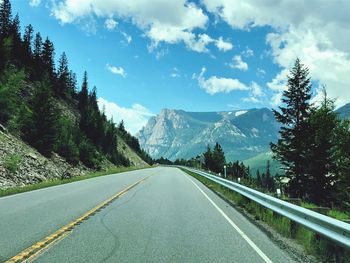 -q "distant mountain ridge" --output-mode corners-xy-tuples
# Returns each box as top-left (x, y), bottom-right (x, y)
(336, 103), (350, 119)
(137, 108), (280, 161)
